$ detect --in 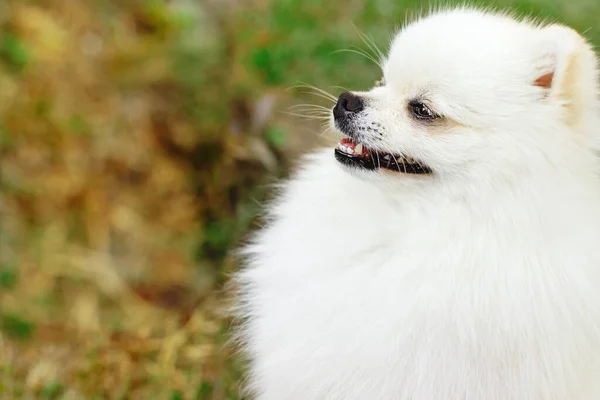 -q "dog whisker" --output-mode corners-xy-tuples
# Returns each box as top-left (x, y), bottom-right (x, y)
(290, 84), (338, 102)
